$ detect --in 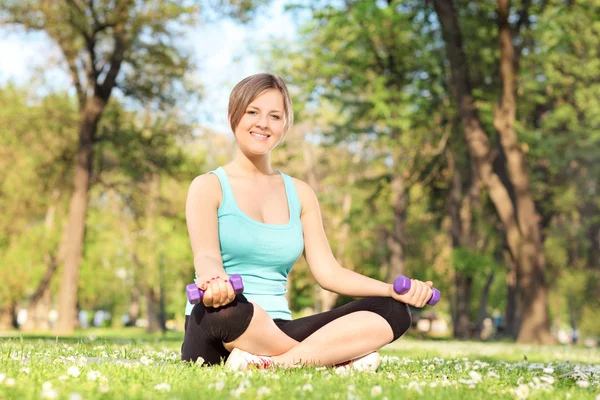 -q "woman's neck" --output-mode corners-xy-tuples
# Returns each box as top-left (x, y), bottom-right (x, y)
(229, 149), (275, 177)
